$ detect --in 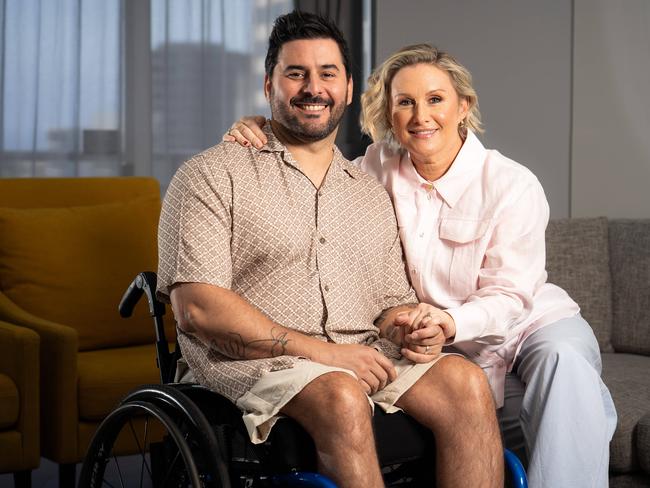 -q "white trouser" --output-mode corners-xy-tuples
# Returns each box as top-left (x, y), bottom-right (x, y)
(498, 314), (617, 488)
